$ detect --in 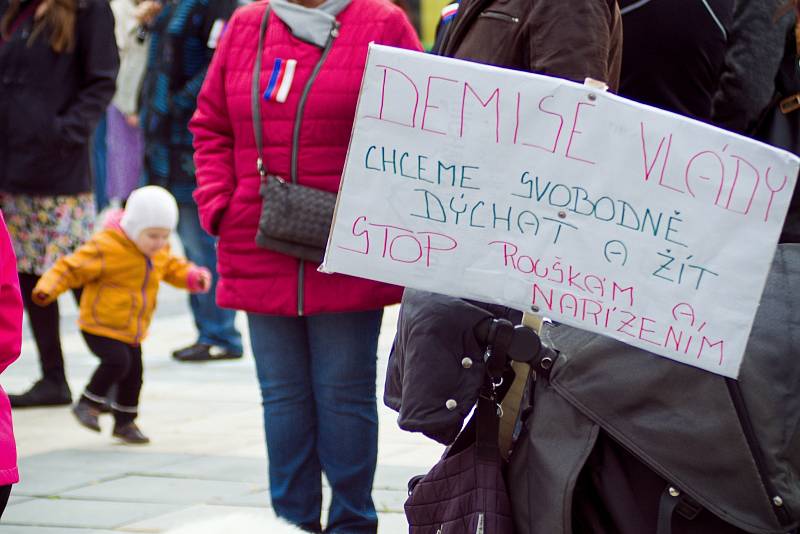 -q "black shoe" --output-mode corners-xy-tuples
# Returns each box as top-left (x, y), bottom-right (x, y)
(9, 379), (72, 408)
(113, 422), (150, 444)
(173, 344), (242, 362)
(172, 342), (210, 360)
(72, 400), (101, 432)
